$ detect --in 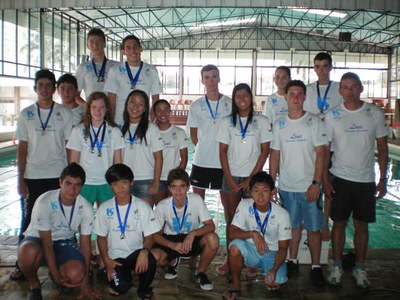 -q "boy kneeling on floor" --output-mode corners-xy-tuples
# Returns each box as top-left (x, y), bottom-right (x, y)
(152, 168), (219, 290)
(223, 171), (292, 300)
(93, 164), (160, 299)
